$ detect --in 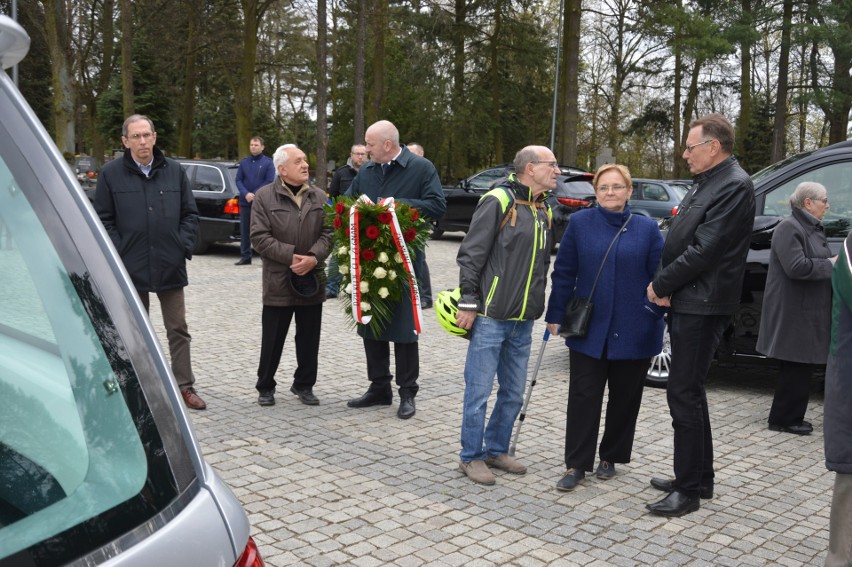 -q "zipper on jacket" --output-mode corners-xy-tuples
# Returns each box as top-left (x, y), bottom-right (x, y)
(484, 275), (500, 317)
(519, 205), (543, 320)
